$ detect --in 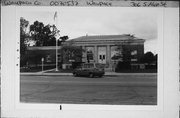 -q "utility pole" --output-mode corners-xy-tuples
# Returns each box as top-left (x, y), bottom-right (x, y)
(54, 11), (59, 71)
